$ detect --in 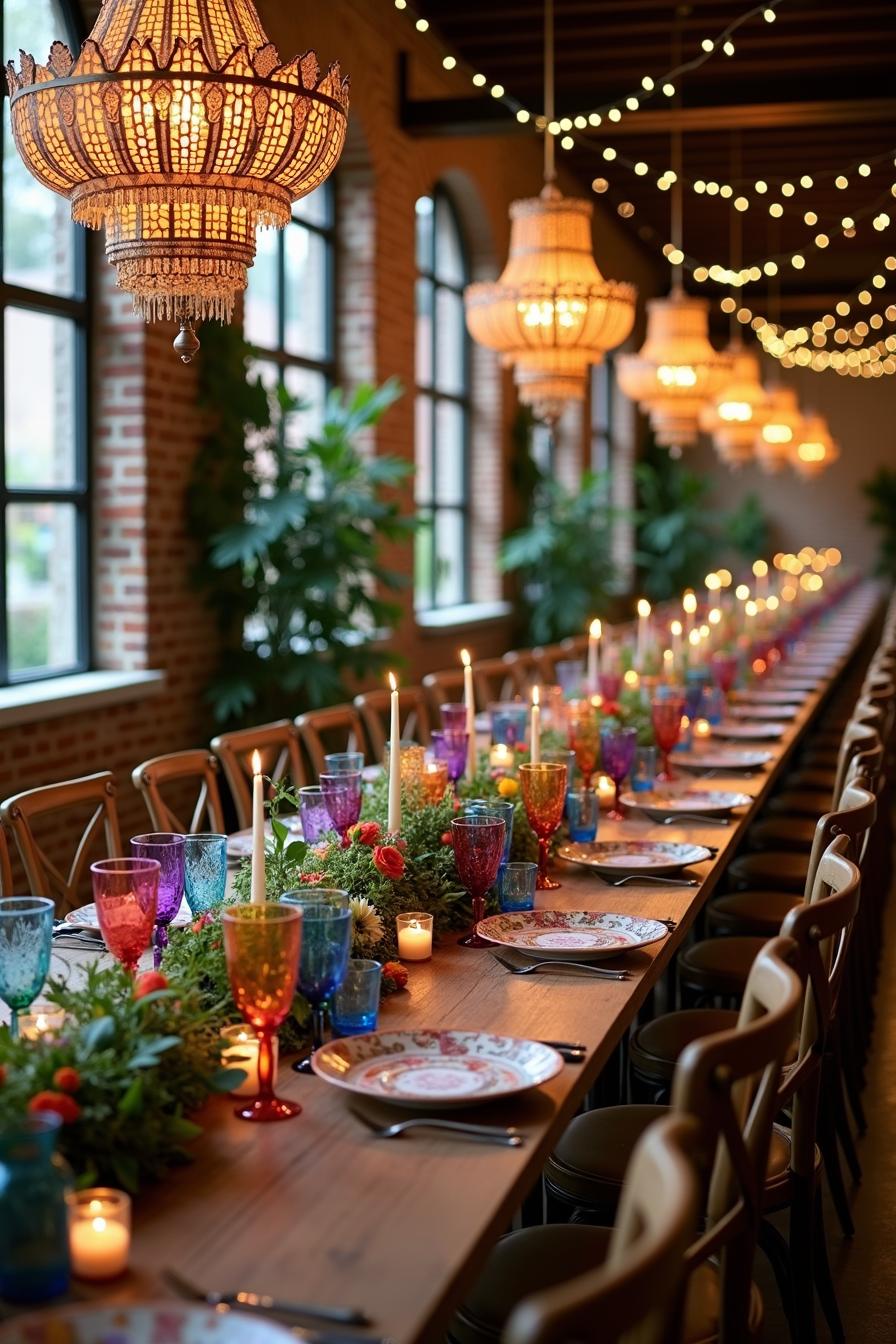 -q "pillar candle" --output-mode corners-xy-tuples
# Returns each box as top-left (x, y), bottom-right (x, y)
(587, 618), (601, 694)
(530, 686), (541, 765)
(460, 647), (476, 780)
(387, 672), (401, 834)
(250, 750), (265, 905)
